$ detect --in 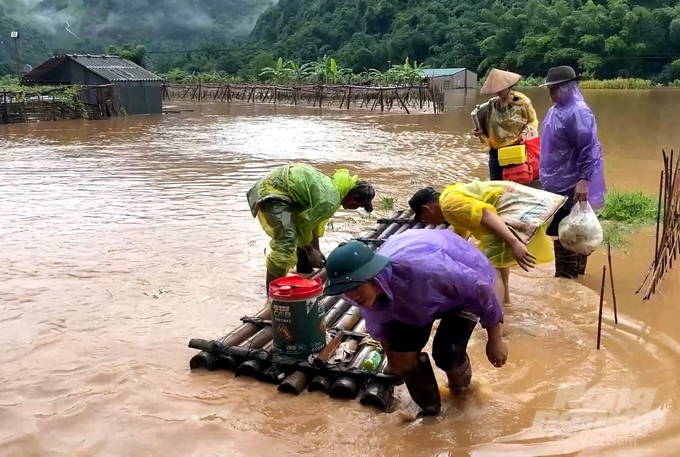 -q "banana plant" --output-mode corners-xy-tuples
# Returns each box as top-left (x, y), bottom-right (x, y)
(259, 57), (293, 84)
